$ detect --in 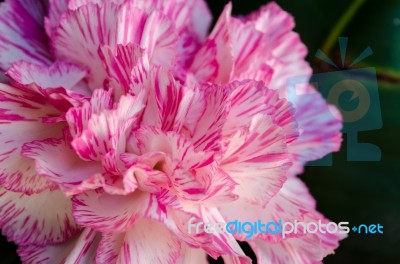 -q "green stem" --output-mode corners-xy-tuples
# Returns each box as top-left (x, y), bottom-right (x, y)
(321, 0), (367, 54)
